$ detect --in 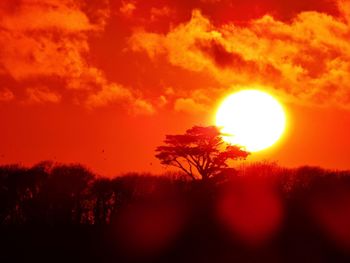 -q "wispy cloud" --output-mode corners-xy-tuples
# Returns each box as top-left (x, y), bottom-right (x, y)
(174, 98), (208, 114)
(0, 0), (154, 113)
(26, 86), (61, 104)
(120, 1), (136, 17)
(0, 88), (14, 102)
(130, 2), (350, 109)
(1, 0), (349, 113)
